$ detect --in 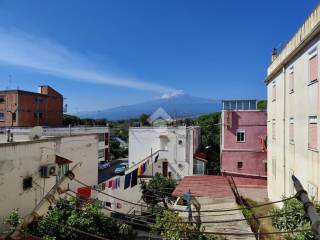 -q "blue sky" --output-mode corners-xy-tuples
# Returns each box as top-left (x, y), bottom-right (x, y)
(0, 0), (318, 113)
